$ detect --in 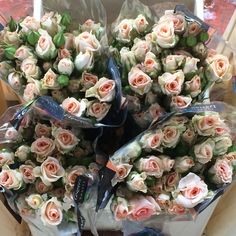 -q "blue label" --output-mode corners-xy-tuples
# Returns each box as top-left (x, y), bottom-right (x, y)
(233, 76), (236, 93)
